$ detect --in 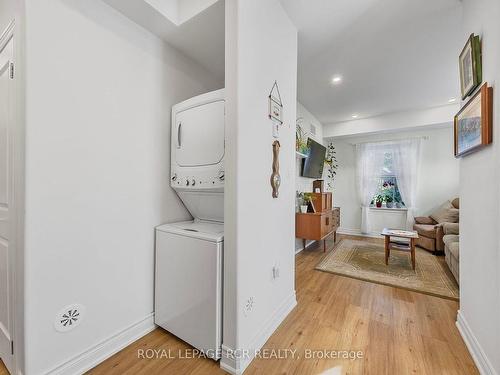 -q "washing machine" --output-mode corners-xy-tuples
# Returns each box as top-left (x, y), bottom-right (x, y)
(154, 89), (224, 360)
